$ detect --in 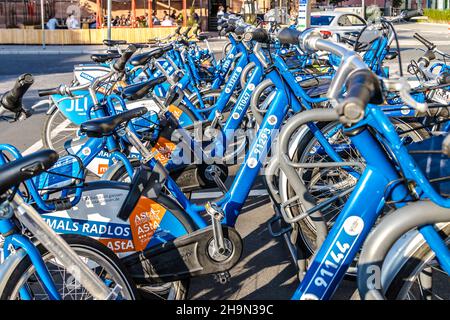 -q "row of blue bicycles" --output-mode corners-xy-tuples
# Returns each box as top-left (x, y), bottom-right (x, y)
(0, 15), (448, 300)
